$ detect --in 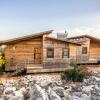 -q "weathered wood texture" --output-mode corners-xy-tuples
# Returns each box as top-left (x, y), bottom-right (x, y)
(69, 37), (90, 63)
(4, 34), (71, 71)
(27, 67), (73, 73)
(90, 41), (100, 60)
(42, 34), (70, 68)
(69, 37), (100, 64)
(4, 37), (42, 70)
(69, 44), (77, 64)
